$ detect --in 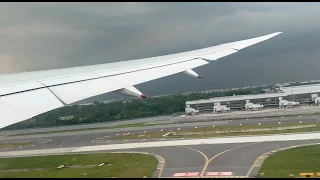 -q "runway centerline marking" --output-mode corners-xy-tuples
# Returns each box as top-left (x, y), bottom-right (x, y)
(59, 135), (80, 148)
(246, 142), (320, 177)
(178, 146), (209, 164)
(177, 143), (257, 177)
(312, 116), (320, 122)
(201, 142), (258, 176)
